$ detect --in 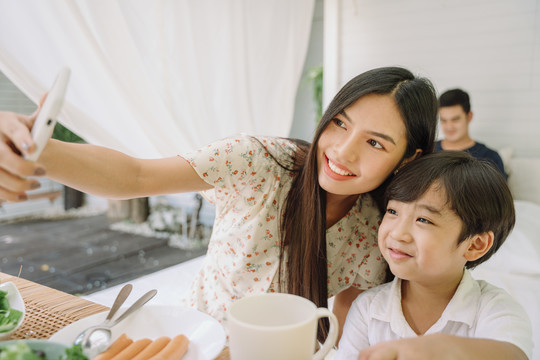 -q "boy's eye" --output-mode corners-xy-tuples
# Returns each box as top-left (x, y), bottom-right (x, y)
(417, 217), (433, 224)
(386, 208), (397, 215)
(368, 139), (384, 149)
